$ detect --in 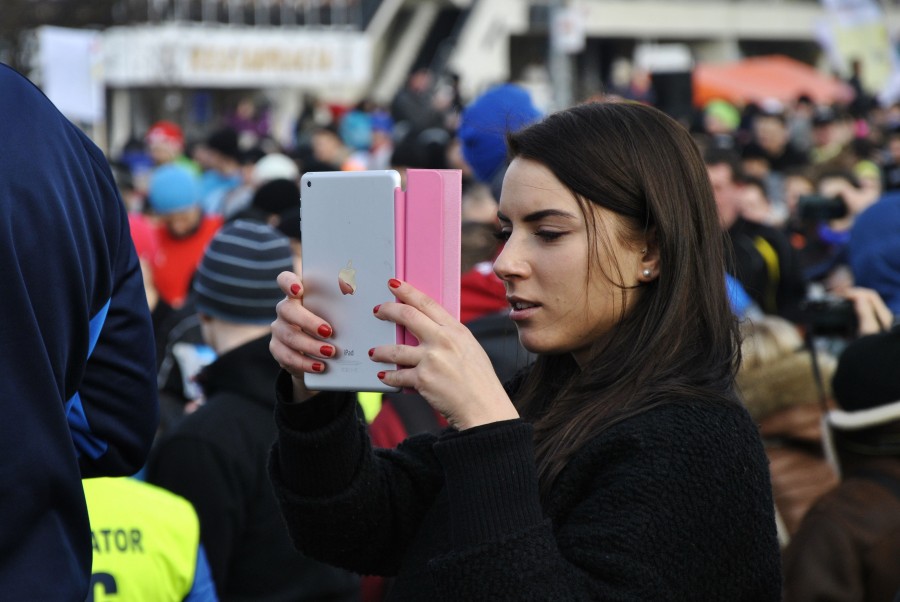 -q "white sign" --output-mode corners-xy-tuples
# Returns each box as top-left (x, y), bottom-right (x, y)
(38, 27), (105, 123)
(102, 25), (371, 88)
(551, 7), (586, 55)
